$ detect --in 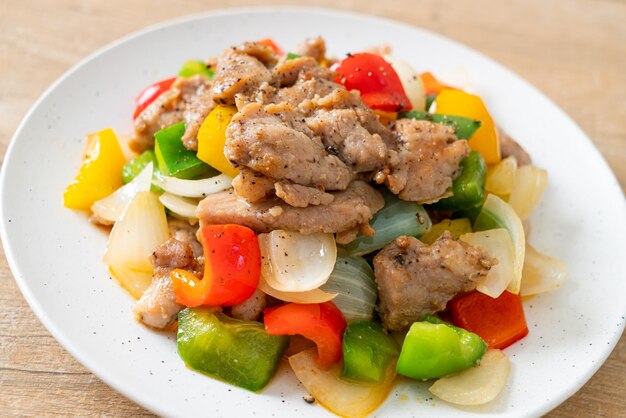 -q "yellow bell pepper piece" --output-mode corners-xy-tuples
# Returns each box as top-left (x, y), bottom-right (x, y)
(64, 128), (126, 210)
(435, 89), (501, 164)
(196, 105), (239, 178)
